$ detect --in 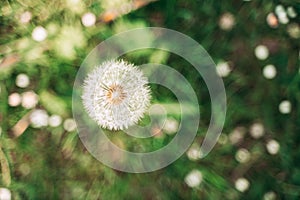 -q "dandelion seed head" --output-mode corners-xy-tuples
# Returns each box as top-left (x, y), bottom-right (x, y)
(82, 60), (151, 130)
